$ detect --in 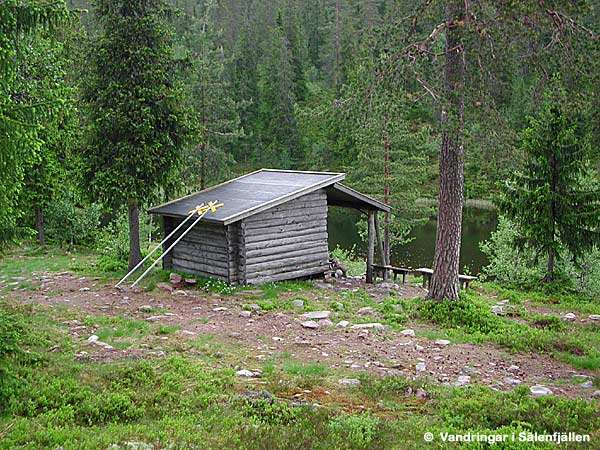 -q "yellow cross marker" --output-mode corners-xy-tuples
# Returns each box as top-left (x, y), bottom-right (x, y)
(188, 201), (224, 216)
